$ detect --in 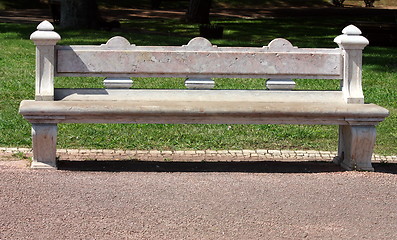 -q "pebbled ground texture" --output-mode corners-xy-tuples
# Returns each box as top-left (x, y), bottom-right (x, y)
(1, 158), (397, 239)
